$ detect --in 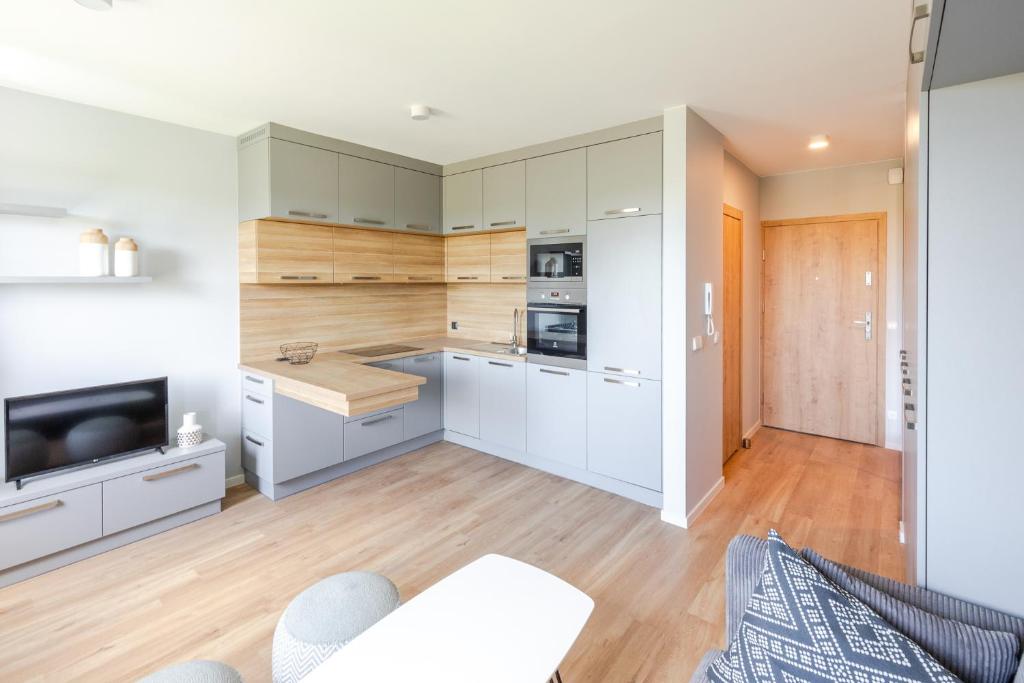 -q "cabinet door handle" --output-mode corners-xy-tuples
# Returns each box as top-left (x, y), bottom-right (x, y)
(501, 276), (524, 280)
(604, 377), (640, 388)
(245, 395), (265, 405)
(451, 225), (476, 231)
(354, 218), (386, 226)
(0, 499), (62, 523)
(489, 220), (516, 227)
(528, 306), (581, 314)
(245, 435), (265, 447)
(539, 228), (570, 235)
(361, 414), (394, 426)
(288, 210), (329, 220)
(406, 224), (432, 231)
(244, 375), (265, 384)
(488, 361), (513, 368)
(539, 368), (569, 376)
(143, 462), (200, 482)
(279, 275), (319, 281)
(452, 355), (471, 361)
(406, 276), (434, 281)
(351, 276), (382, 281)
(604, 366), (641, 375)
(457, 276), (479, 280)
(413, 355), (437, 363)
(604, 207), (640, 216)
